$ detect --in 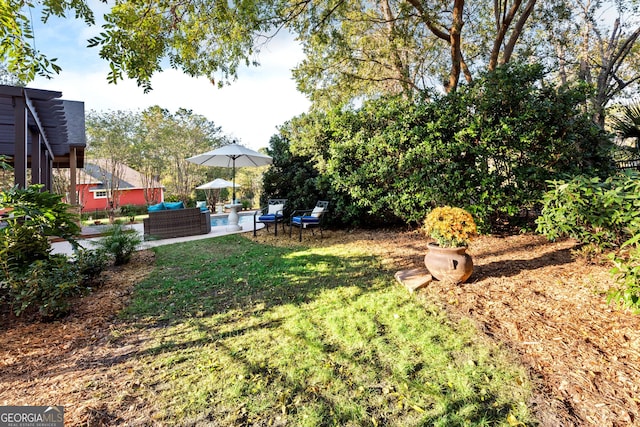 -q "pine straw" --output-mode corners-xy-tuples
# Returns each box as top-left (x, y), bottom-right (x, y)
(1, 229), (639, 426)
(415, 233), (640, 427)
